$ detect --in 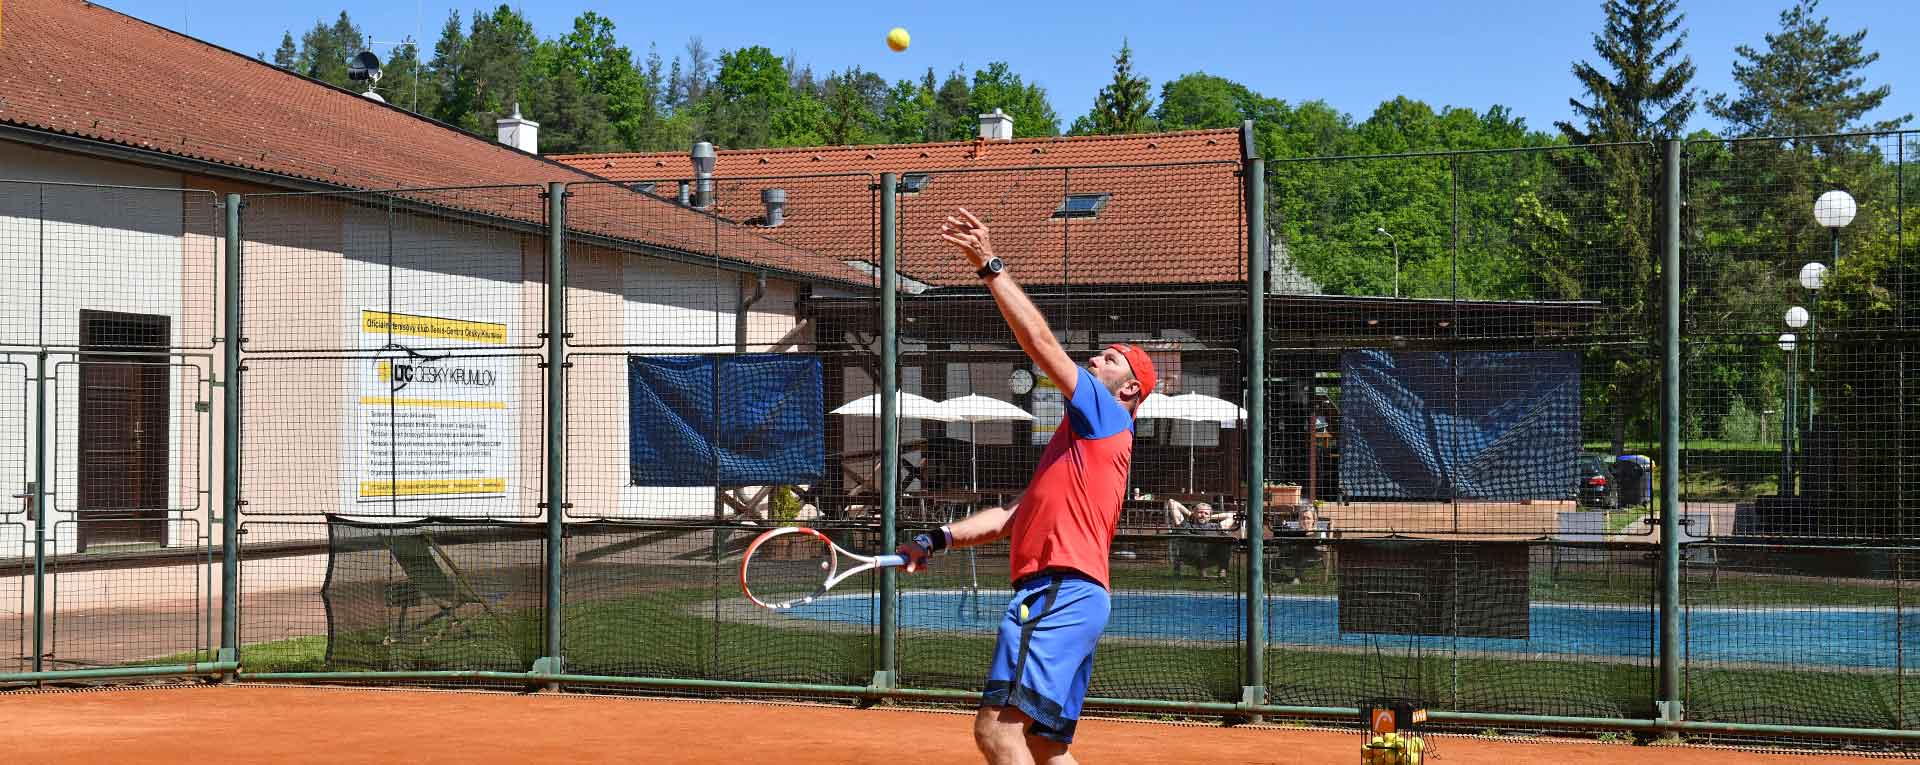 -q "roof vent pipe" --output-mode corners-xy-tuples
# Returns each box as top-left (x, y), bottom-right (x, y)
(761, 188), (787, 227)
(676, 180), (691, 207)
(691, 141), (716, 209)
